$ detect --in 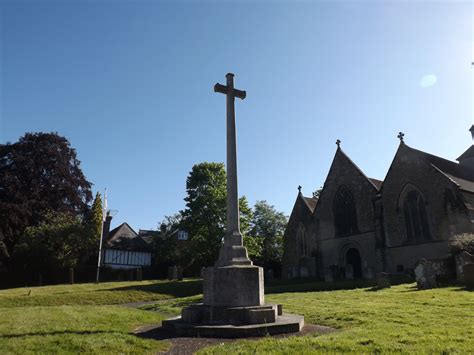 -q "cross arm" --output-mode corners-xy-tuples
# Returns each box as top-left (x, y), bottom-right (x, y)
(214, 83), (247, 100)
